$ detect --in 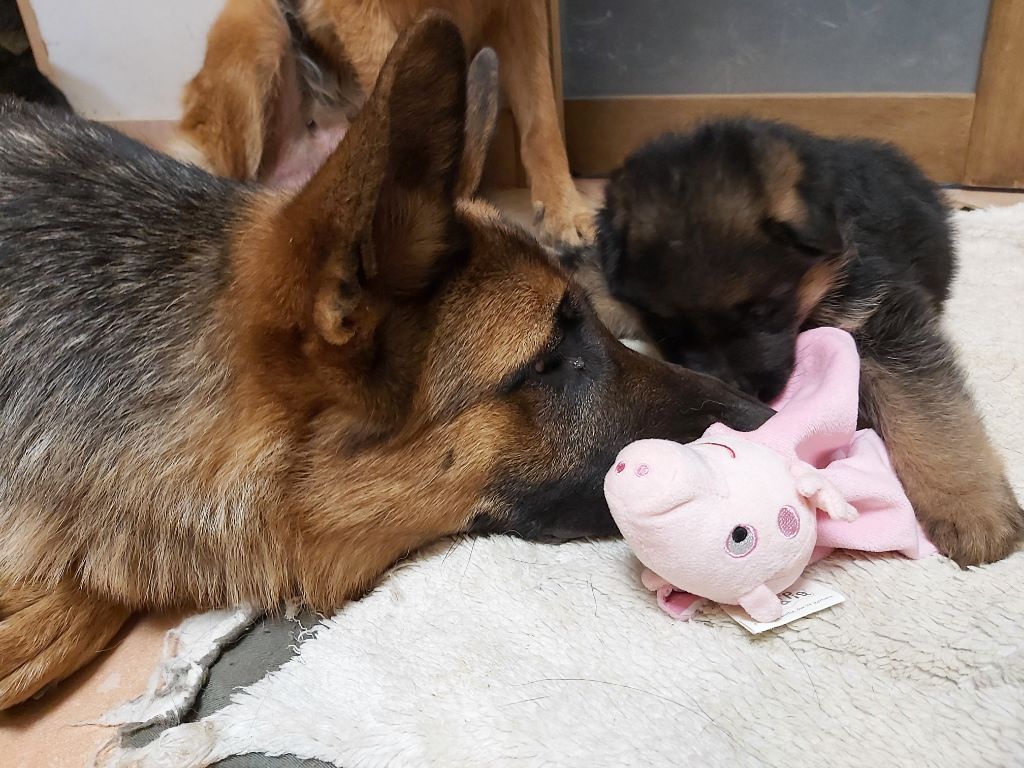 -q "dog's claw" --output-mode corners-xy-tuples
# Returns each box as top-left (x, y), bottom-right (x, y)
(533, 187), (596, 247)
